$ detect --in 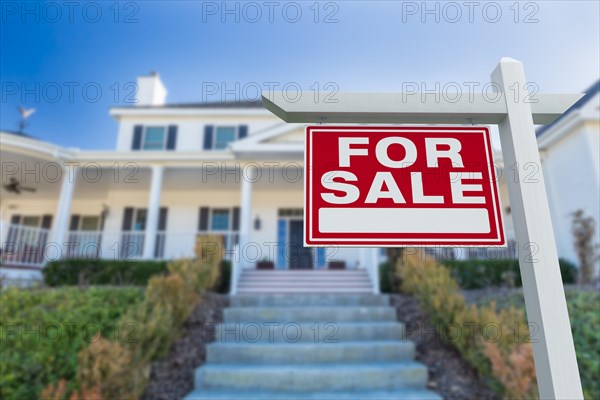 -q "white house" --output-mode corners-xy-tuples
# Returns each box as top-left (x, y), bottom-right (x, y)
(1, 73), (598, 289)
(536, 80), (600, 267)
